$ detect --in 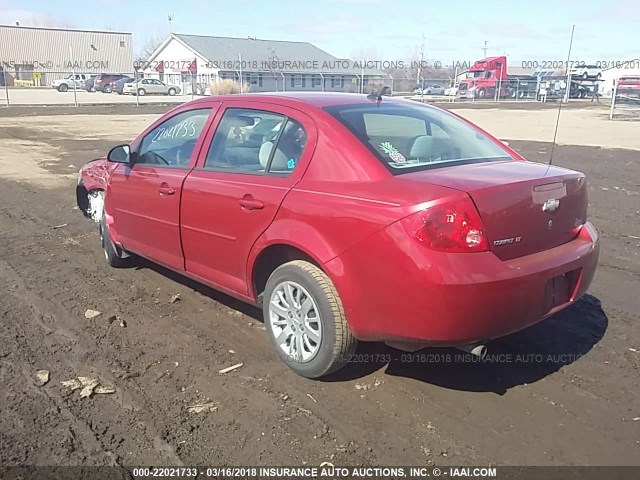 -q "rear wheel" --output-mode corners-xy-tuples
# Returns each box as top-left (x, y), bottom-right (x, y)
(168, 87), (177, 96)
(263, 260), (356, 378)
